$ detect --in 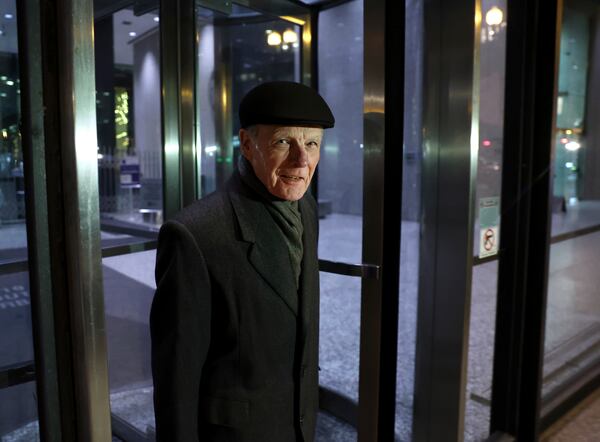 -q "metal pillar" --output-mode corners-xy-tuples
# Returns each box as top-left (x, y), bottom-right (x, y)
(18, 0), (111, 440)
(412, 0), (479, 440)
(490, 0), (561, 440)
(358, 0), (404, 440)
